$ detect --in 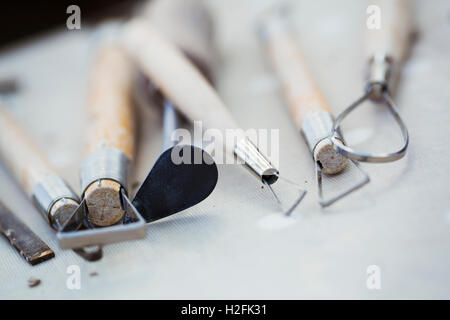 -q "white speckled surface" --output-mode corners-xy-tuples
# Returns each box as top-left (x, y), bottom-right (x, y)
(0, 0), (449, 299)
